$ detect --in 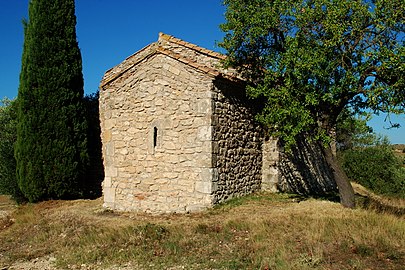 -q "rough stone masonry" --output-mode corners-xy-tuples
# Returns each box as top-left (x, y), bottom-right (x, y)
(99, 33), (335, 213)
